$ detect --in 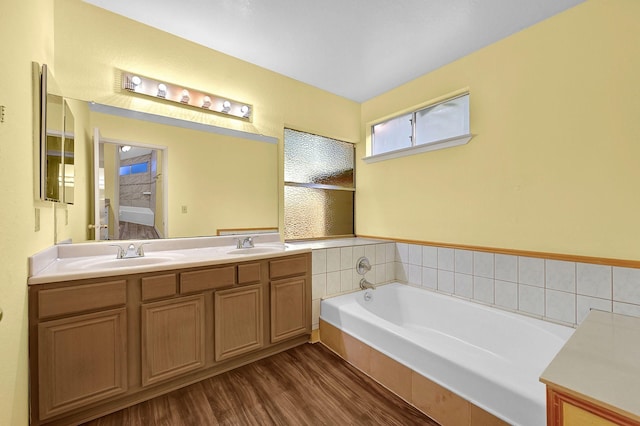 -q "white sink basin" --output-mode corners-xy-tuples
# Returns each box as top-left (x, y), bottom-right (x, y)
(87, 256), (176, 269)
(63, 252), (185, 270)
(227, 244), (287, 255)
